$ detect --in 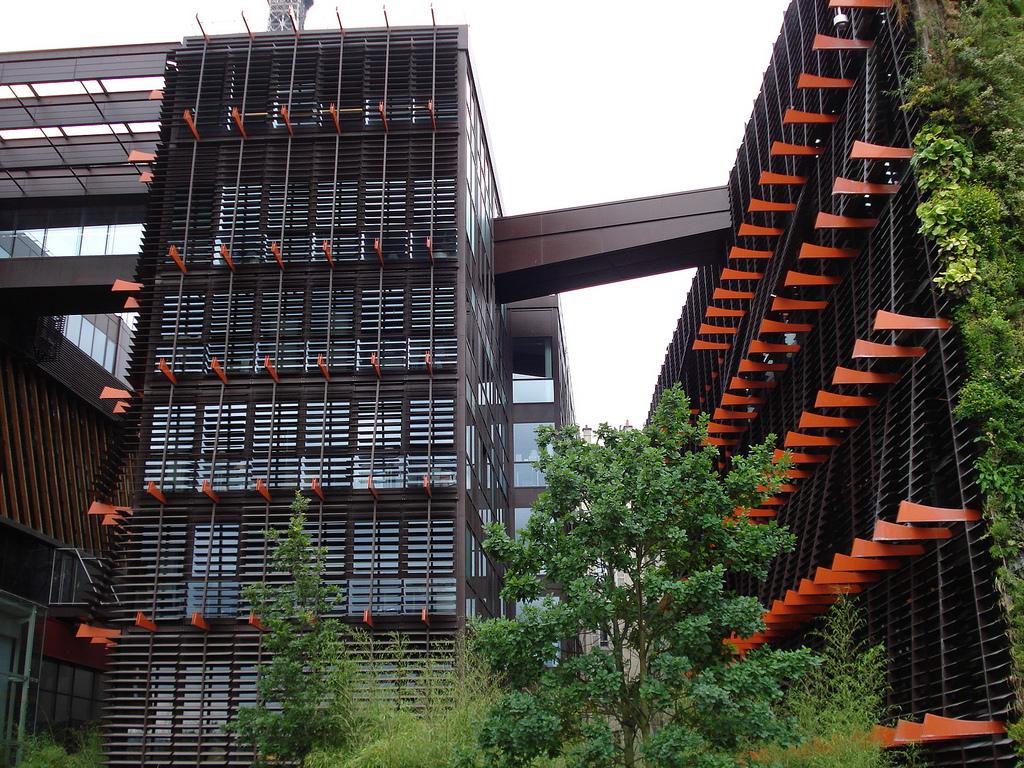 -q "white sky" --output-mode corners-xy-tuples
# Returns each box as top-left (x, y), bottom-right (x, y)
(4, 0), (791, 428)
